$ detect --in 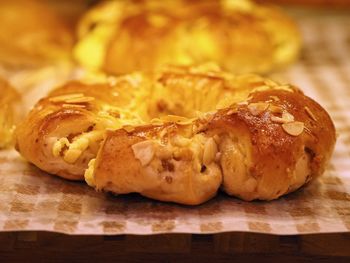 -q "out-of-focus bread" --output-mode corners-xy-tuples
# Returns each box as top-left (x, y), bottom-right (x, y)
(74, 0), (301, 75)
(0, 0), (73, 68)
